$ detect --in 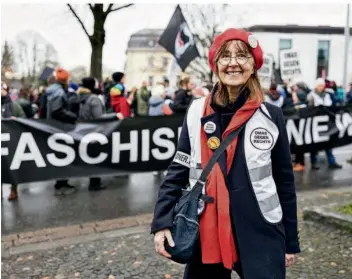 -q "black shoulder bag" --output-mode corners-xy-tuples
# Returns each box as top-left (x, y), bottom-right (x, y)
(164, 120), (250, 264)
